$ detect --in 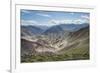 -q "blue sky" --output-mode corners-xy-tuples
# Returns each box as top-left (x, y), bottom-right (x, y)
(21, 9), (90, 26)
